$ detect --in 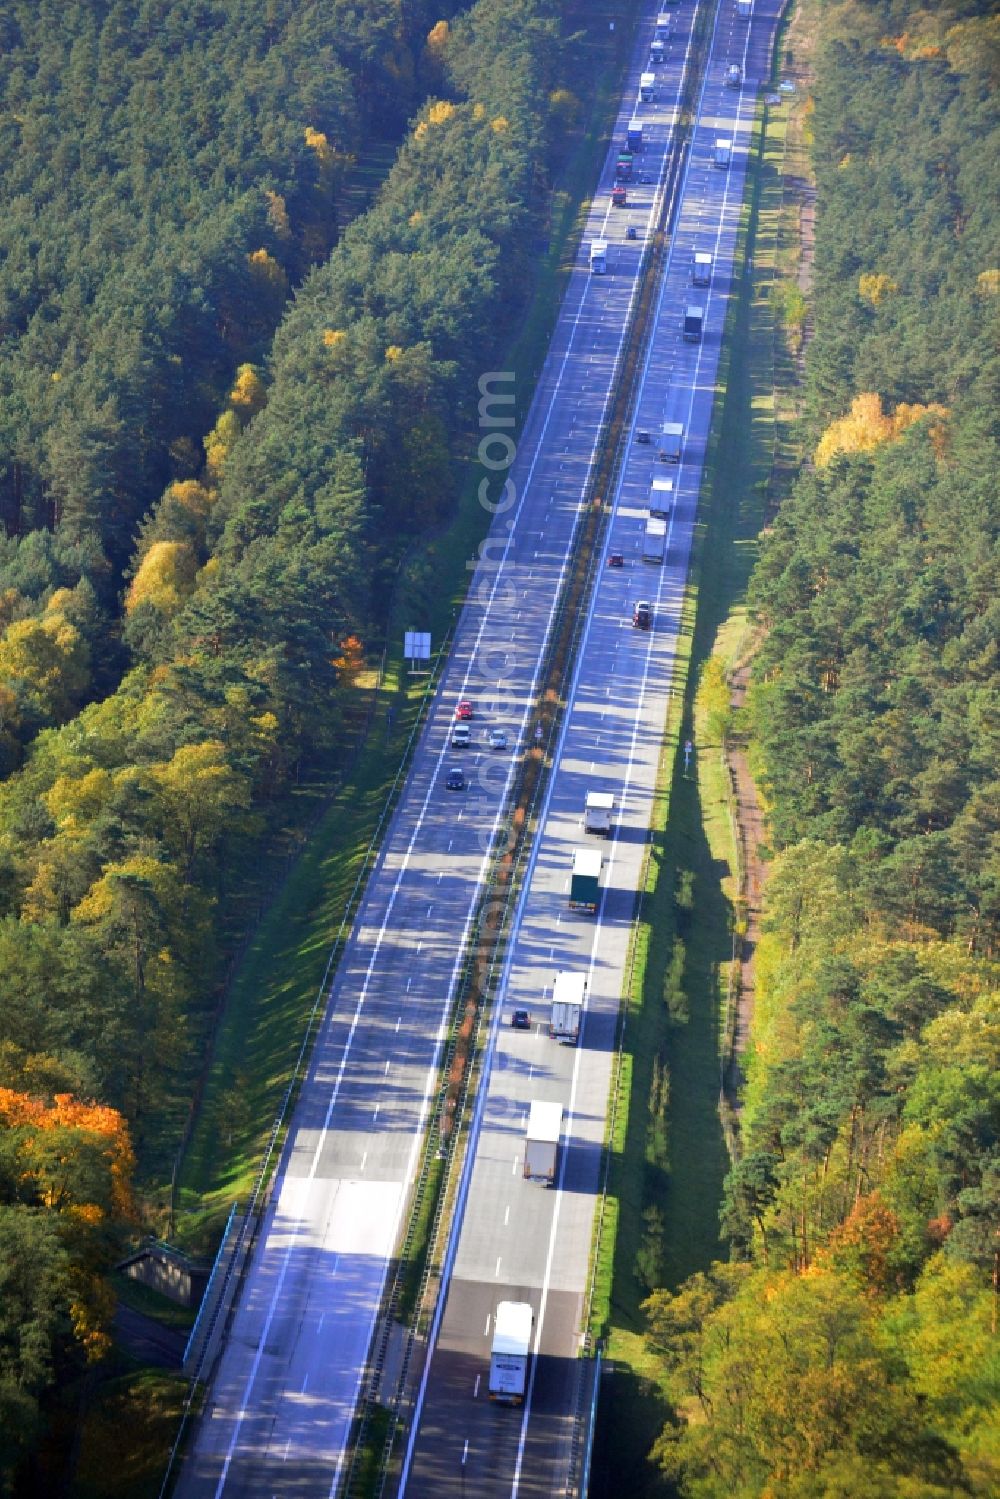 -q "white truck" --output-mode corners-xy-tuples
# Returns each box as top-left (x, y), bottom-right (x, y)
(649, 475), (674, 517)
(489, 1301), (533, 1403)
(683, 305), (705, 342)
(569, 847), (602, 911)
(643, 516), (667, 563)
(584, 789), (615, 835)
(649, 38), (665, 65)
(590, 240), (608, 274)
(737, 0), (752, 17)
(550, 972), (586, 1044)
(524, 1101), (562, 1183)
(658, 421), (683, 462)
(714, 137), (732, 169)
(639, 71), (656, 102)
(692, 251), (713, 286)
(655, 13), (672, 40)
